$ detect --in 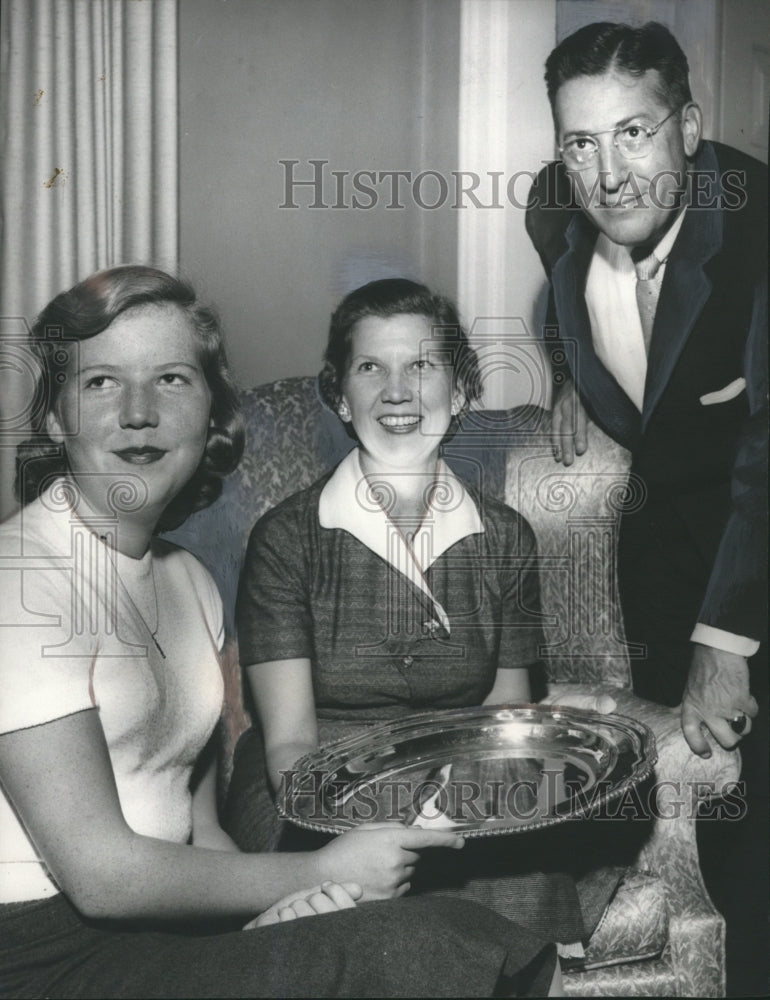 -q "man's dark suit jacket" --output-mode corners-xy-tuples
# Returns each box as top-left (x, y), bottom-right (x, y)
(525, 141), (767, 657)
